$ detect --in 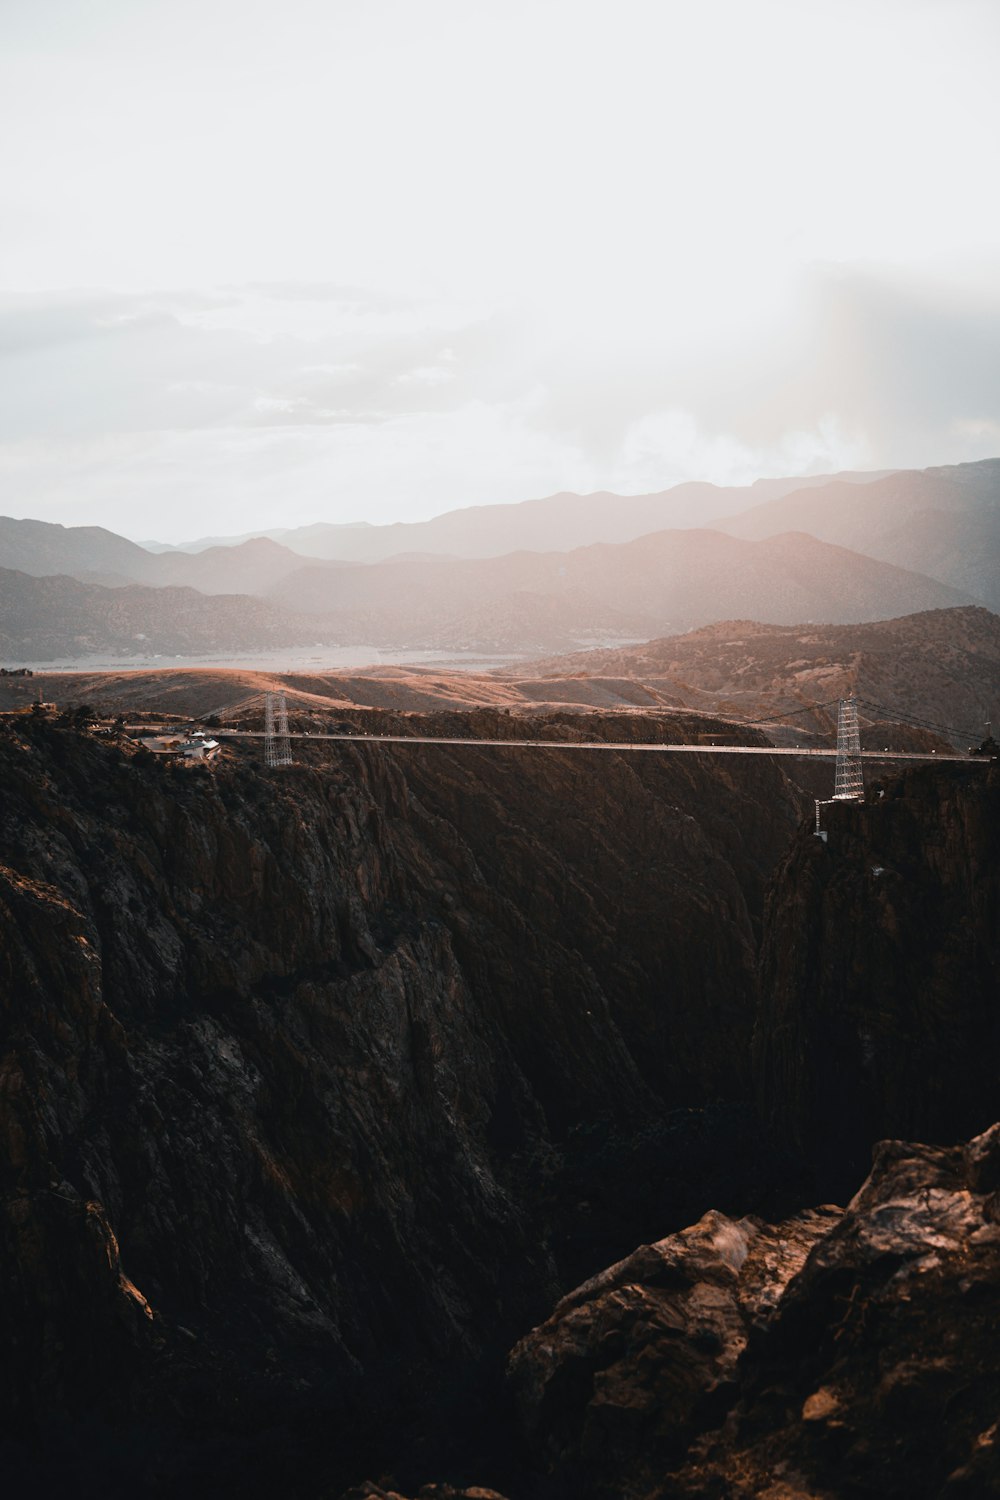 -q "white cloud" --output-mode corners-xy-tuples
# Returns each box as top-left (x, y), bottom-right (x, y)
(0, 393), (877, 544)
(0, 1), (997, 538)
(616, 413), (757, 492)
(952, 417), (1000, 442)
(1, 263), (999, 541)
(392, 365), (457, 388)
(0, 398), (596, 542)
(611, 411), (871, 495)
